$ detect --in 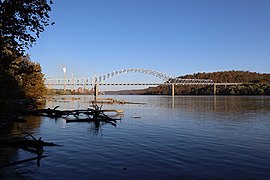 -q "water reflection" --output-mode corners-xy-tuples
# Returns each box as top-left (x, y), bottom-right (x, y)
(172, 96), (174, 109)
(0, 115), (43, 179)
(167, 96), (270, 121)
(73, 116), (121, 136)
(87, 121), (109, 136)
